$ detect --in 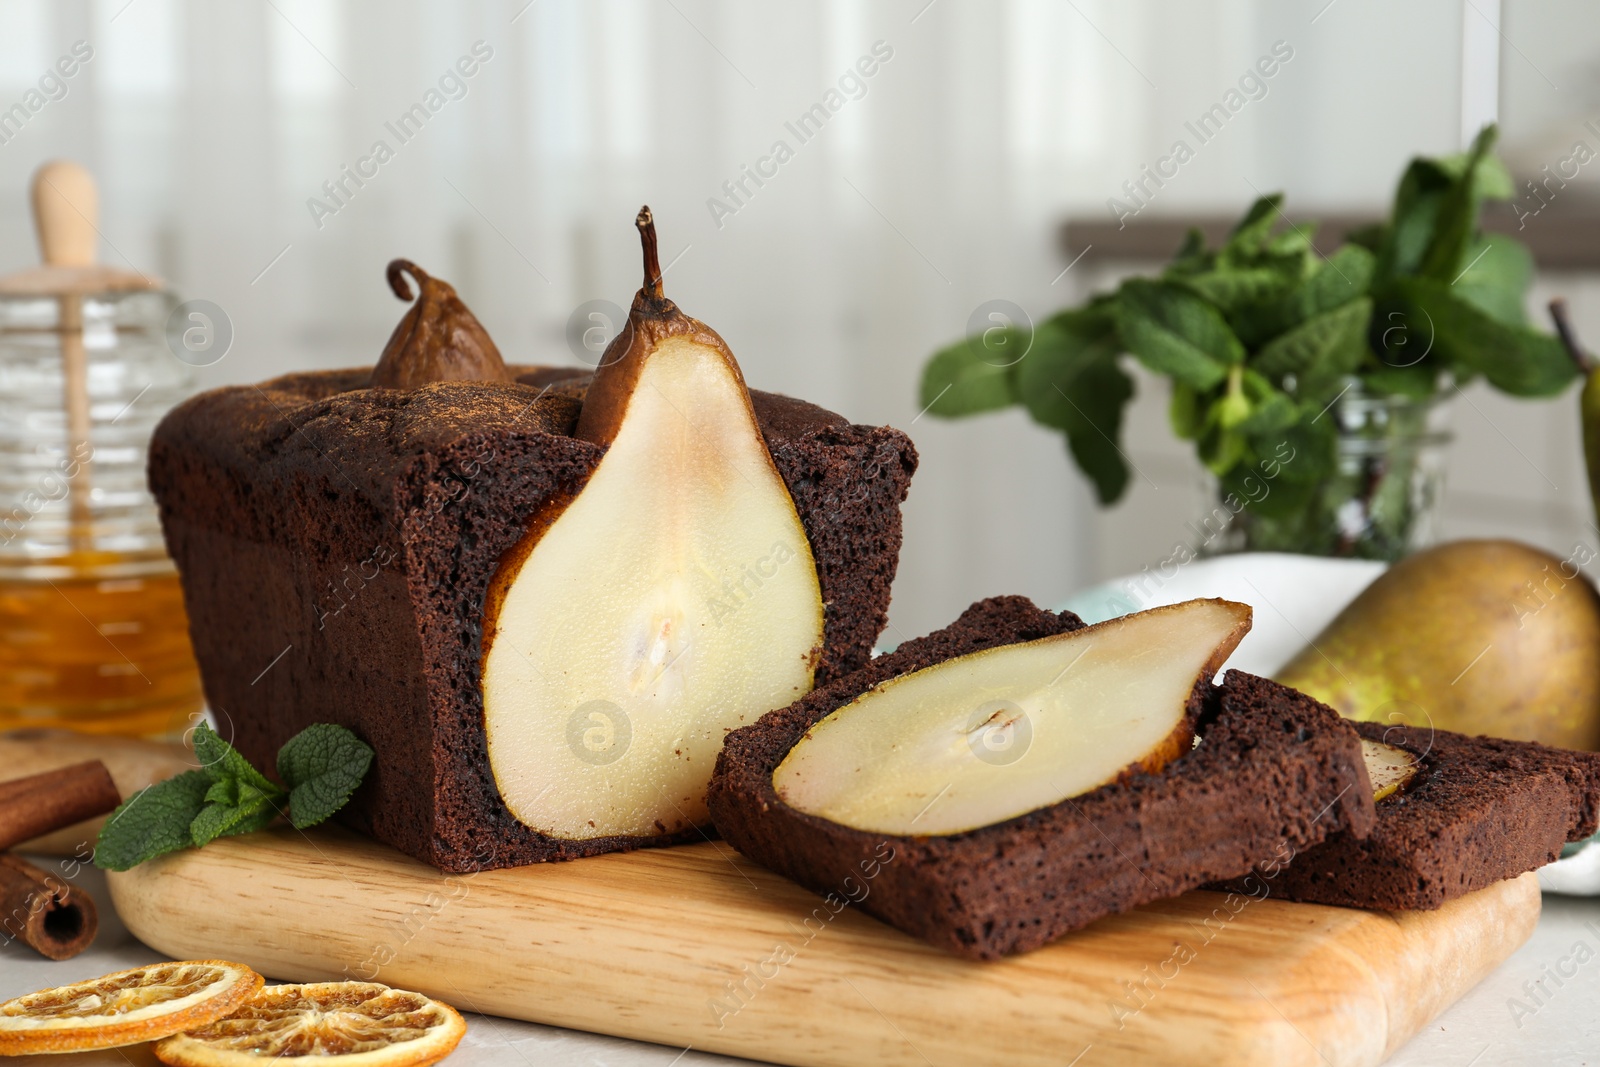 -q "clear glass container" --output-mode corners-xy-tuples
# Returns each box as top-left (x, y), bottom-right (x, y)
(1201, 379), (1453, 561)
(0, 288), (204, 736)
